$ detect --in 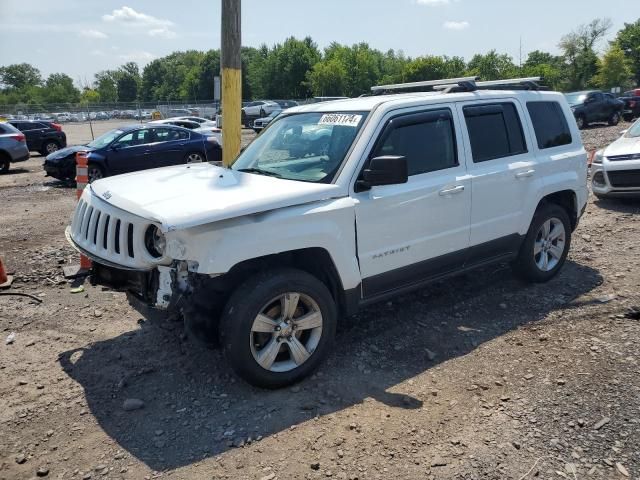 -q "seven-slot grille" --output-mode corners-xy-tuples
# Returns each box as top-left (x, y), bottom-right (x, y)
(70, 193), (157, 269)
(607, 169), (640, 189)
